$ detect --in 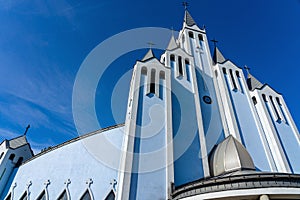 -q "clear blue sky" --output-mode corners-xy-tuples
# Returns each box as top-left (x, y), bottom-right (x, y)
(0, 0), (299, 153)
